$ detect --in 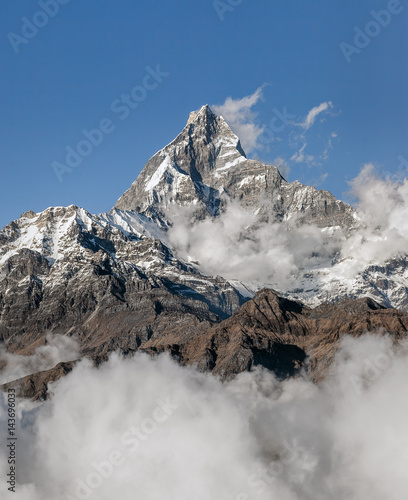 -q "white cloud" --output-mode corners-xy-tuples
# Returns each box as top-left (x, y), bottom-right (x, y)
(299, 101), (334, 131)
(290, 142), (315, 165)
(212, 86), (266, 153)
(0, 334), (80, 385)
(168, 199), (341, 288)
(2, 335), (408, 499)
(341, 163), (408, 269)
